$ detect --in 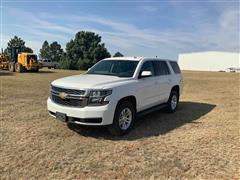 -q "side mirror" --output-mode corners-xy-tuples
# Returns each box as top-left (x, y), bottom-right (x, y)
(140, 71), (152, 78)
